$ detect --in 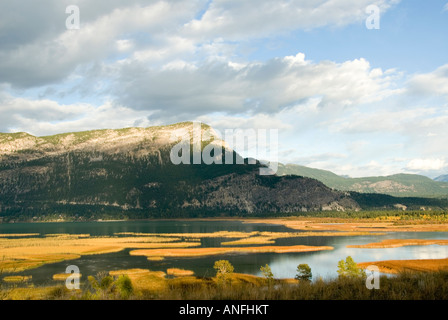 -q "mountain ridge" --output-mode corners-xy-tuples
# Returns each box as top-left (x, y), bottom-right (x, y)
(276, 163), (448, 198)
(0, 123), (361, 221)
(1, 123), (446, 222)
